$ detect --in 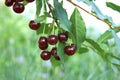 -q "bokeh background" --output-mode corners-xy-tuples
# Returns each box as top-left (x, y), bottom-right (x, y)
(0, 0), (120, 80)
